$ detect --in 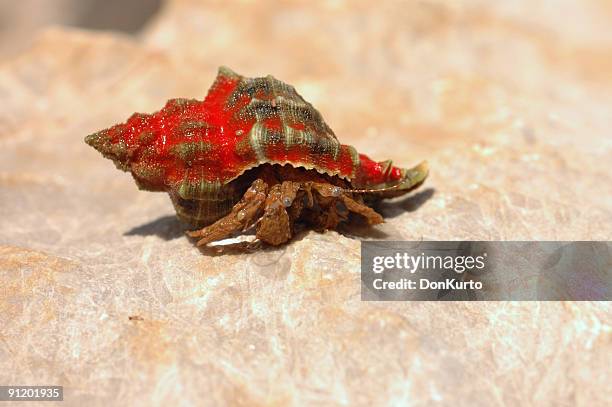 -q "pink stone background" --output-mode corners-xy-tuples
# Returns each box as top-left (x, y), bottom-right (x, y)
(0, 1), (610, 405)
